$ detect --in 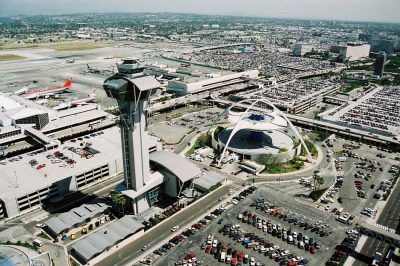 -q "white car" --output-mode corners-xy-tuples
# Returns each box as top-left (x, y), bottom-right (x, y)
(171, 226), (179, 232)
(35, 223), (46, 228)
